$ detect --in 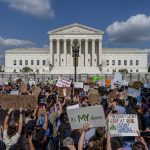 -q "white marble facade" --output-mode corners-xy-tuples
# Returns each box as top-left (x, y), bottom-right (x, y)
(5, 23), (148, 74)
